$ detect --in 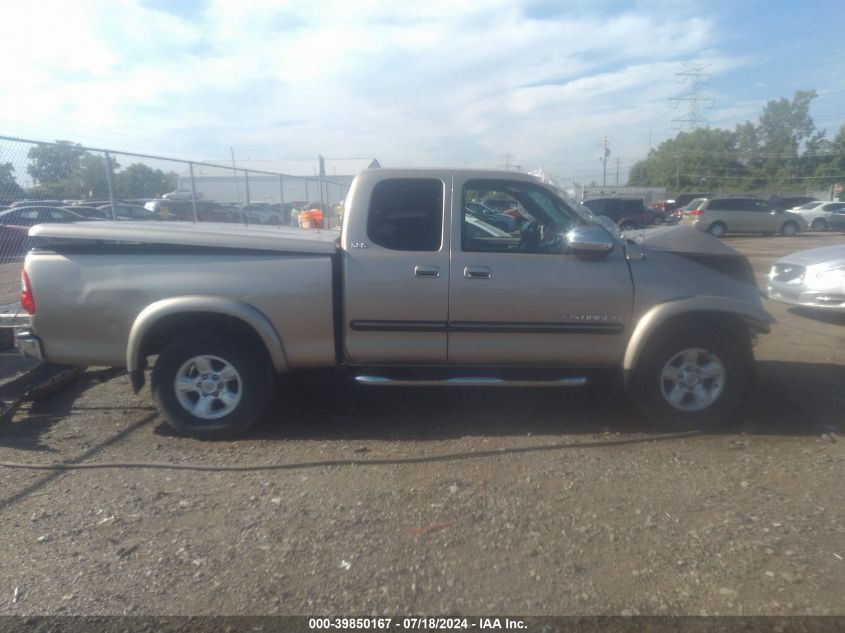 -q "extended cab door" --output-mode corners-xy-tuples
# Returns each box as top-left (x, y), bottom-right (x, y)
(342, 172), (451, 364)
(448, 176), (633, 366)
